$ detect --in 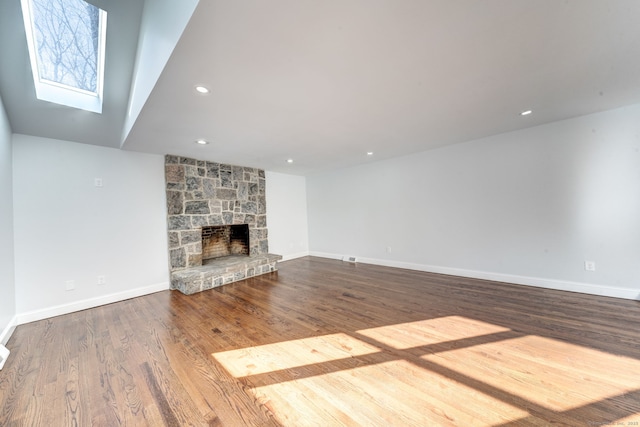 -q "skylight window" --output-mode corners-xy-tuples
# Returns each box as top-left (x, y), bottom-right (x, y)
(21, 0), (107, 113)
